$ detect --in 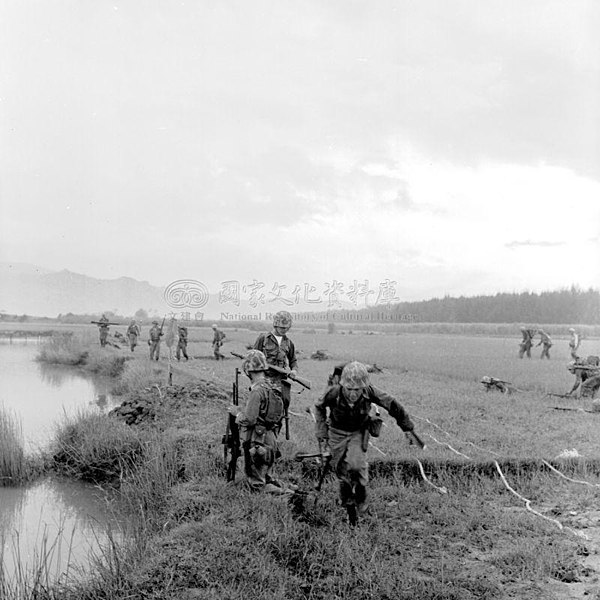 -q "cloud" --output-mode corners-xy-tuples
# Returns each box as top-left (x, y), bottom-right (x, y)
(505, 240), (567, 249)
